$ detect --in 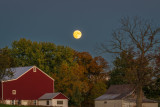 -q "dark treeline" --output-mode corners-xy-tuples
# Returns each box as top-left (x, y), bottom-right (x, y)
(0, 38), (108, 107)
(100, 17), (160, 107)
(1, 17), (160, 107)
